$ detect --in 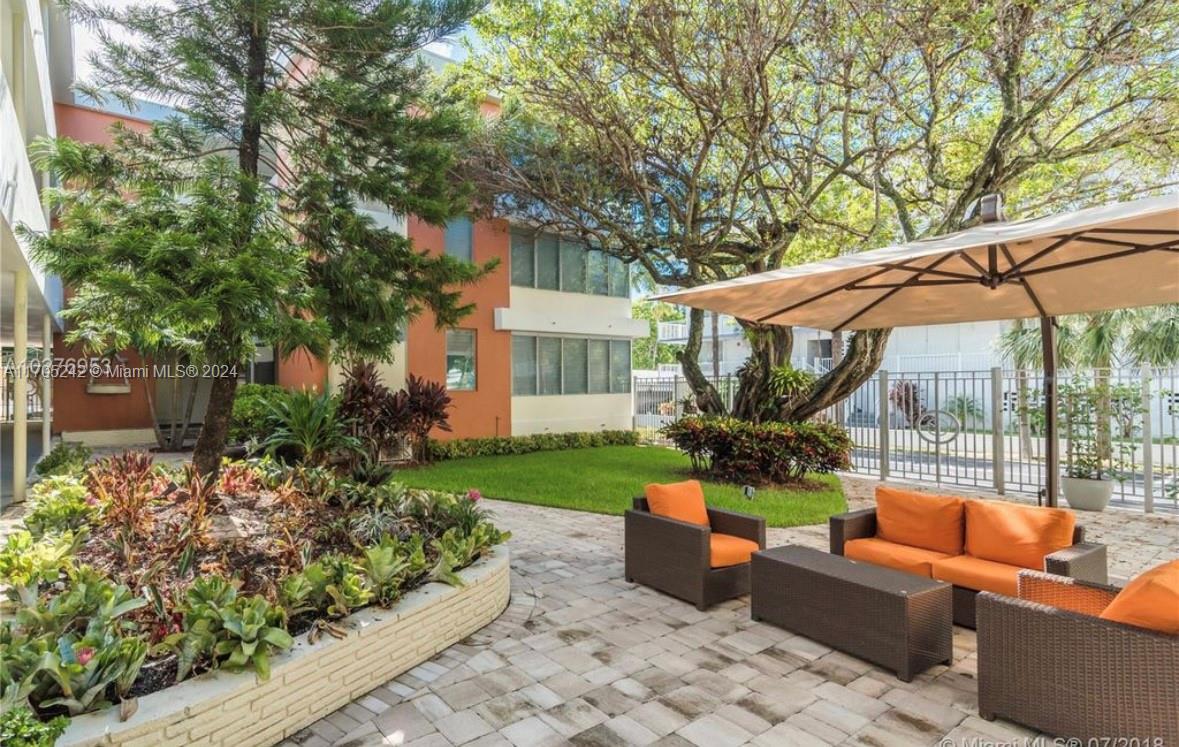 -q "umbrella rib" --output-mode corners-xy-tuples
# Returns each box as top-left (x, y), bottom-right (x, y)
(1017, 239), (1179, 278)
(1000, 233), (1079, 279)
(876, 262), (979, 281)
(832, 252), (958, 331)
(754, 265), (895, 323)
(958, 252), (988, 276)
(1000, 243), (1049, 317)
